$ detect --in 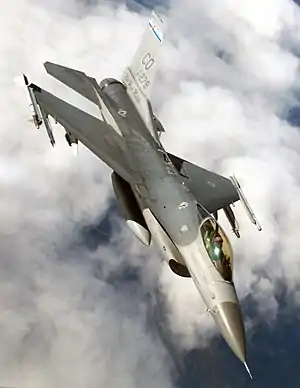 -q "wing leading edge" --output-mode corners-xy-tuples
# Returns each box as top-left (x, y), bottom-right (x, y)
(29, 83), (132, 182)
